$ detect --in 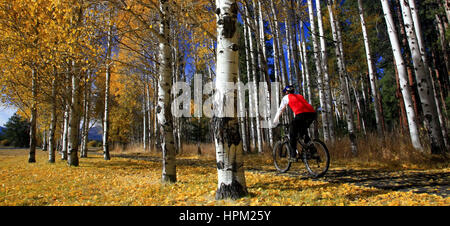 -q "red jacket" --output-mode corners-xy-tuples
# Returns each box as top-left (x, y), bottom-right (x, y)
(287, 94), (315, 115)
